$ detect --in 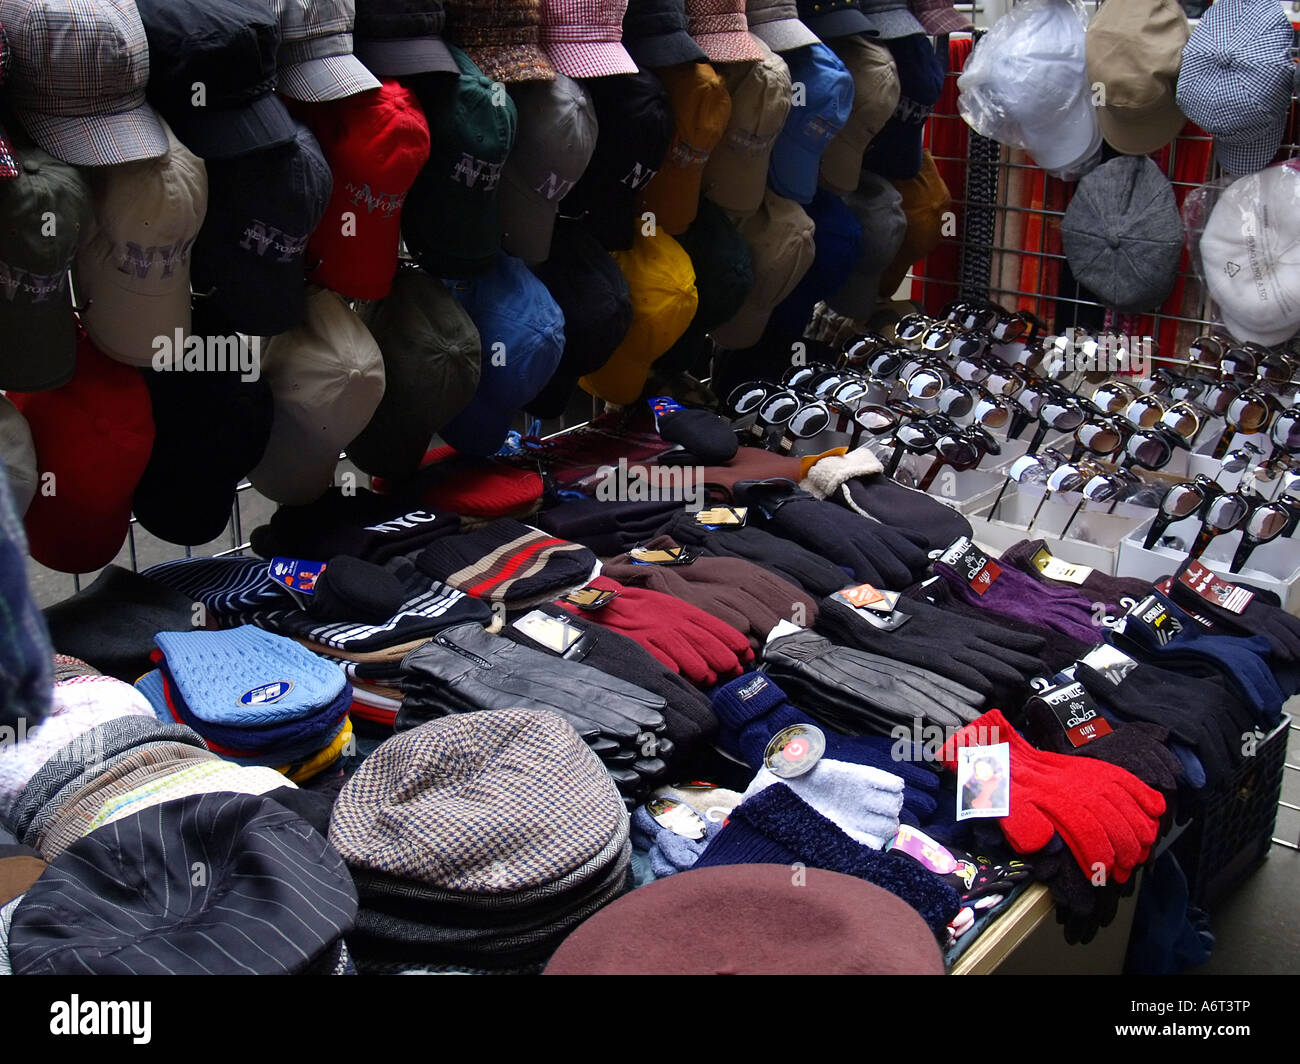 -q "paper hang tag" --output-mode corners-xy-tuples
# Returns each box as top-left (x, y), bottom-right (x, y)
(268, 557), (328, 609)
(629, 545), (698, 566)
(1179, 560), (1255, 615)
(1079, 642), (1138, 687)
(763, 724), (826, 779)
(1122, 594), (1184, 646)
(563, 585), (619, 610)
(1026, 679), (1112, 748)
(512, 610), (585, 655)
(940, 536), (1001, 595)
(1031, 546), (1094, 585)
(646, 796), (707, 840)
(955, 743), (1011, 820)
(831, 584), (910, 630)
(888, 825), (960, 875)
(694, 506), (748, 528)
